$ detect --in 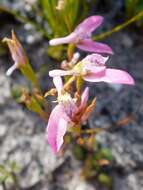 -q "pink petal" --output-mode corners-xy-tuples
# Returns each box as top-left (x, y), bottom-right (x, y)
(46, 105), (70, 153)
(84, 64), (106, 75)
(49, 69), (74, 77)
(83, 53), (109, 65)
(104, 69), (135, 85)
(84, 68), (135, 85)
(79, 87), (89, 109)
(49, 32), (77, 46)
(77, 39), (113, 54)
(56, 118), (68, 152)
(75, 16), (103, 36)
